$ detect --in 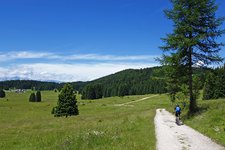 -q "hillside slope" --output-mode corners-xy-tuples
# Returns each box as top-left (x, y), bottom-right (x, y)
(0, 67), (166, 95)
(0, 66), (210, 99)
(81, 67), (167, 99)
